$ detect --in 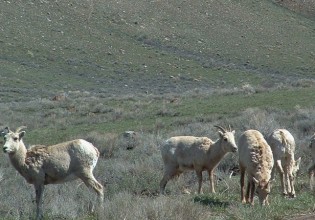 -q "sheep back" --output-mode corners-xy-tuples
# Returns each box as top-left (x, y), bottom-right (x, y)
(161, 136), (214, 169)
(267, 129), (295, 159)
(239, 130), (274, 183)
